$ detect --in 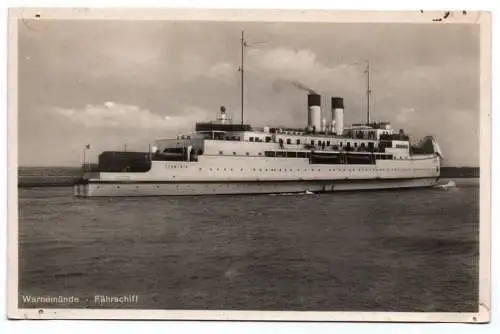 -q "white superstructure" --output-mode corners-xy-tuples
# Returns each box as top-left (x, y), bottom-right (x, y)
(74, 98), (442, 197)
(74, 31), (442, 197)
